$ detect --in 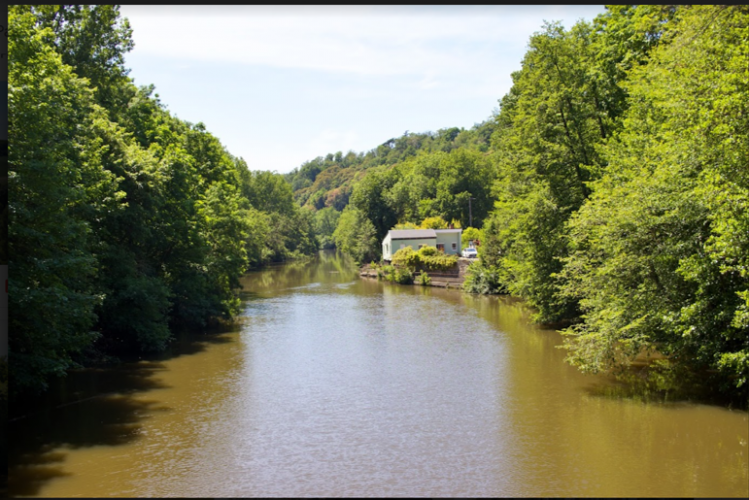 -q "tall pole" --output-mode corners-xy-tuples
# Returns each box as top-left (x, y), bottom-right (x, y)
(468, 196), (474, 228)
